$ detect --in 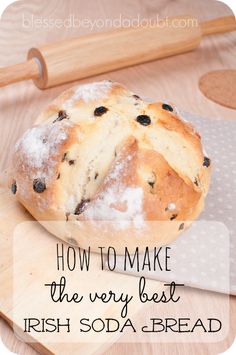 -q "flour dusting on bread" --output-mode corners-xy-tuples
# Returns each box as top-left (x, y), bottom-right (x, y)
(63, 80), (113, 107)
(83, 186), (144, 229)
(14, 120), (74, 180)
